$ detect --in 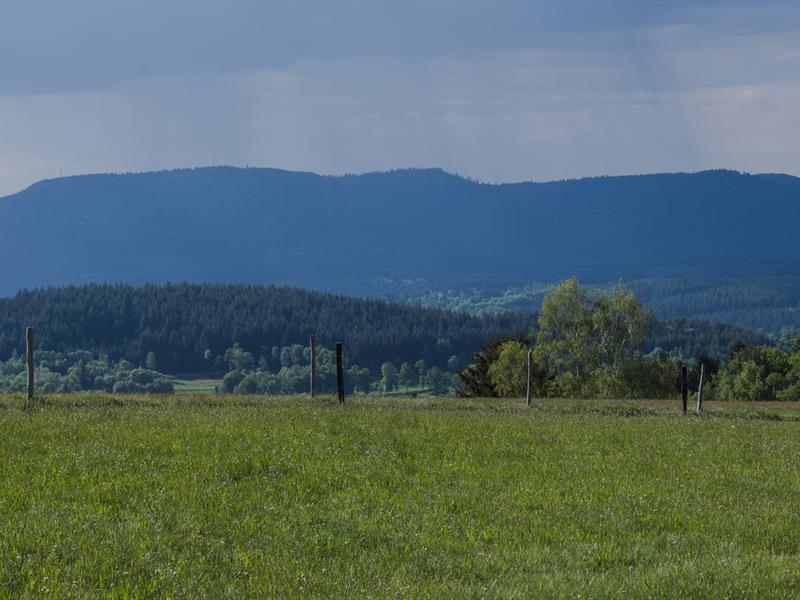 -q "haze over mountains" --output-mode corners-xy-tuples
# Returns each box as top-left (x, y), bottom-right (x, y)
(1, 166), (799, 334)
